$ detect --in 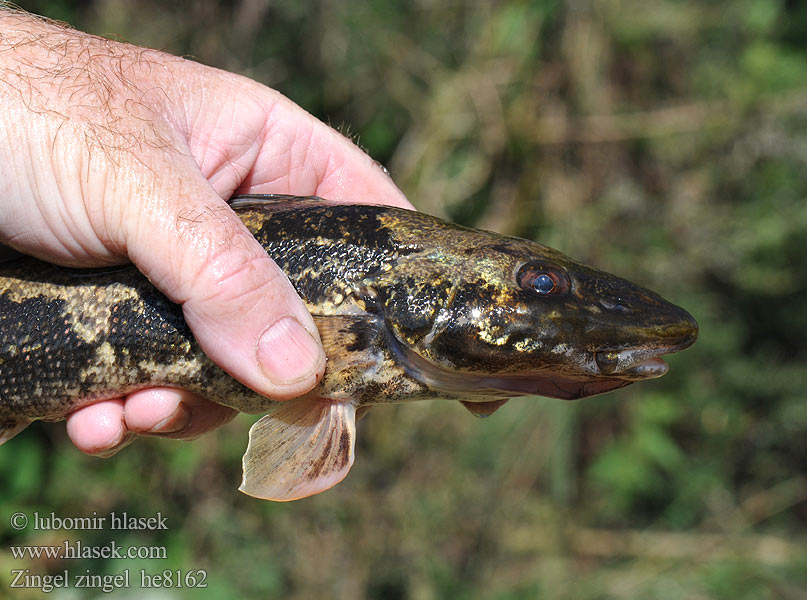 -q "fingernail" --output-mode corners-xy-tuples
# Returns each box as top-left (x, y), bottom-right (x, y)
(257, 317), (324, 385)
(94, 432), (137, 459)
(148, 402), (192, 434)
